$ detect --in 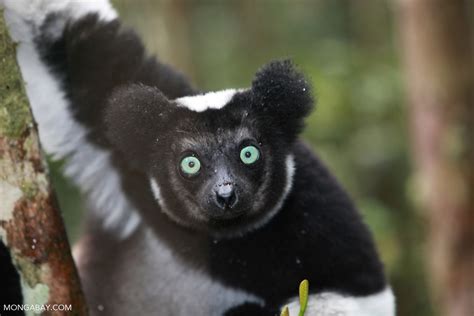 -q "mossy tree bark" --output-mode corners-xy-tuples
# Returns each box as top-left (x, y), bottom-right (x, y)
(395, 0), (474, 315)
(0, 10), (88, 316)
